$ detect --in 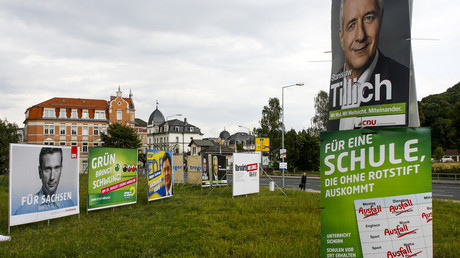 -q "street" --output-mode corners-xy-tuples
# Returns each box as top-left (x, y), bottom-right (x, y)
(227, 174), (460, 201)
